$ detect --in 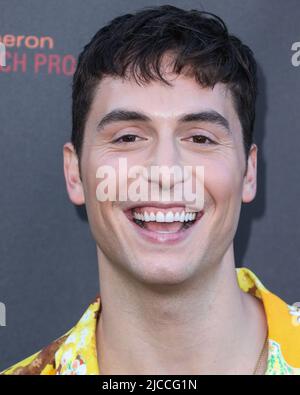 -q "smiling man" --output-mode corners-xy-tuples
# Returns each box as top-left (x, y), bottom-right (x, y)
(2, 5), (300, 375)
